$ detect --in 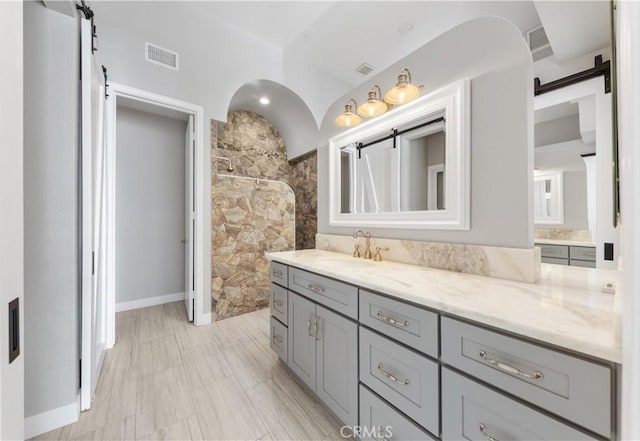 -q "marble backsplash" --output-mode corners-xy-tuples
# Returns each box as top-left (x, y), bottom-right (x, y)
(316, 233), (541, 283)
(212, 175), (295, 319)
(289, 151), (317, 250)
(535, 228), (593, 241)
